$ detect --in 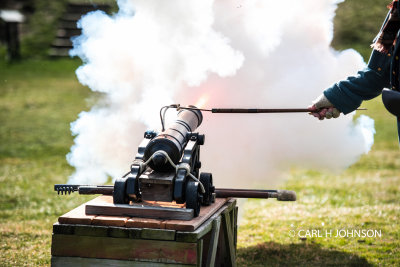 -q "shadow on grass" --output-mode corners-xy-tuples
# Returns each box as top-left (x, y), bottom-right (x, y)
(237, 242), (371, 267)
